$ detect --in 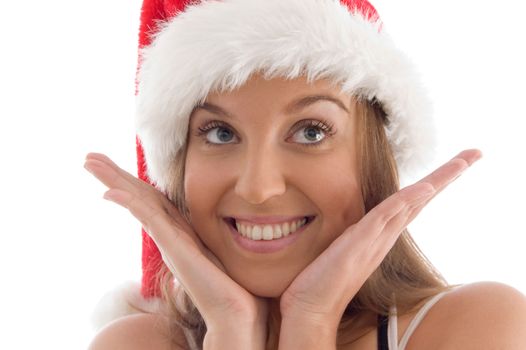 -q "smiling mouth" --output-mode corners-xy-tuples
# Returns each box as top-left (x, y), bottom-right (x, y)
(225, 216), (316, 241)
